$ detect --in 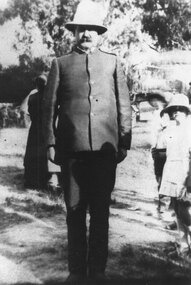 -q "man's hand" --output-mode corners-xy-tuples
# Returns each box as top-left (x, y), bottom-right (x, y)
(47, 146), (56, 163)
(117, 147), (127, 163)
